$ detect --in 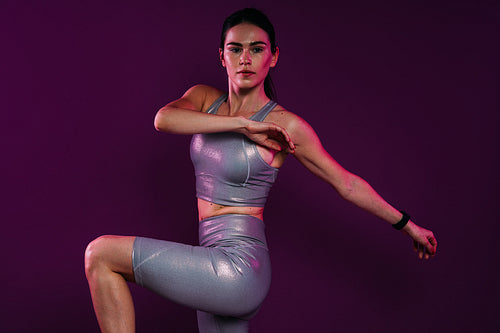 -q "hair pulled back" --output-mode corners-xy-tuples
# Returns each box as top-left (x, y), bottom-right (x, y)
(220, 8), (277, 100)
